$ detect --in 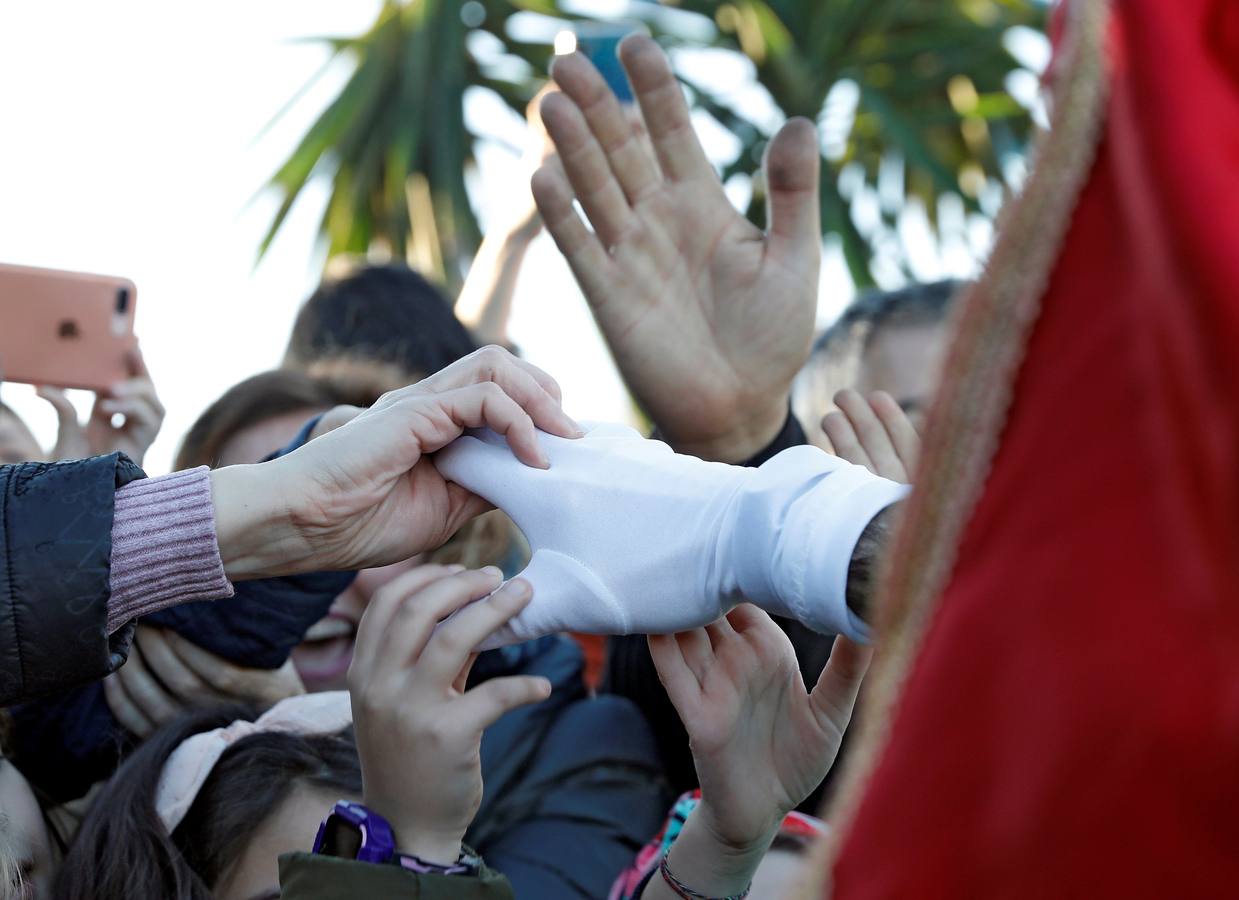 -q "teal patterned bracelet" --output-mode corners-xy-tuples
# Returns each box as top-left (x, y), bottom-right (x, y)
(658, 855), (751, 900)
